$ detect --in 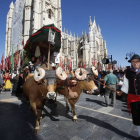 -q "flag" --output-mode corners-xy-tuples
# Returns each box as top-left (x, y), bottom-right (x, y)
(83, 61), (86, 68)
(22, 37), (24, 48)
(11, 46), (14, 71)
(5, 57), (8, 70)
(69, 59), (72, 70)
(67, 58), (69, 69)
(1, 54), (4, 69)
(8, 54), (11, 69)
